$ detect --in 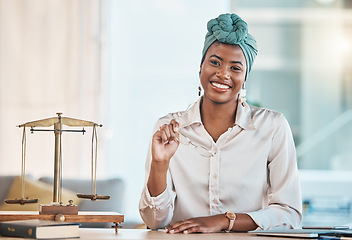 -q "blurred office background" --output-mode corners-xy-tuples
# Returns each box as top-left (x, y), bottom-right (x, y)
(0, 0), (351, 227)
